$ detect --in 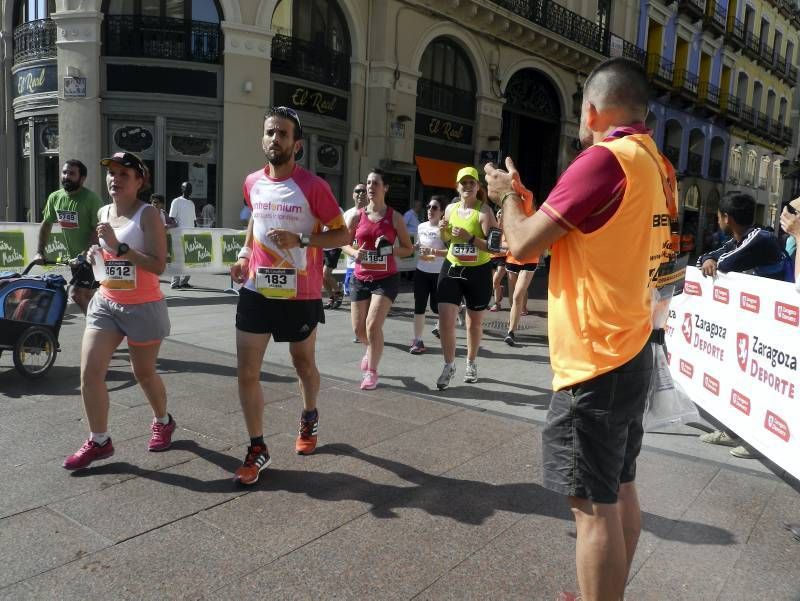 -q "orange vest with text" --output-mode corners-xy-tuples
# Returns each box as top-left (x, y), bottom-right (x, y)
(548, 133), (671, 390)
